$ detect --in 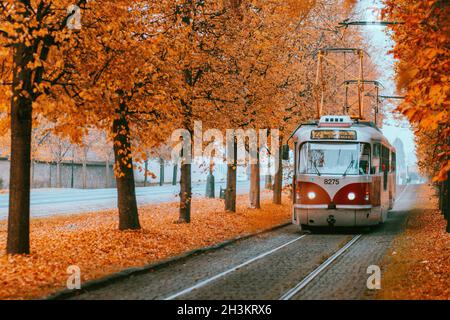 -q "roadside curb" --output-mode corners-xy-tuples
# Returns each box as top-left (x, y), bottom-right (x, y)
(46, 221), (291, 300)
